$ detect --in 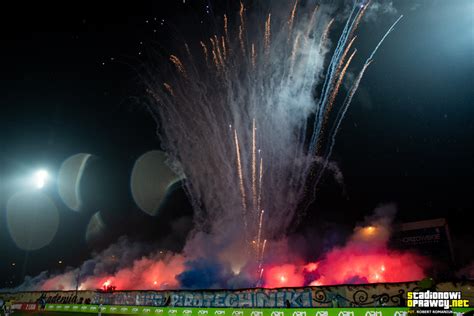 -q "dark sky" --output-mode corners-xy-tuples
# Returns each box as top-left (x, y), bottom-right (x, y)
(0, 0), (473, 287)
